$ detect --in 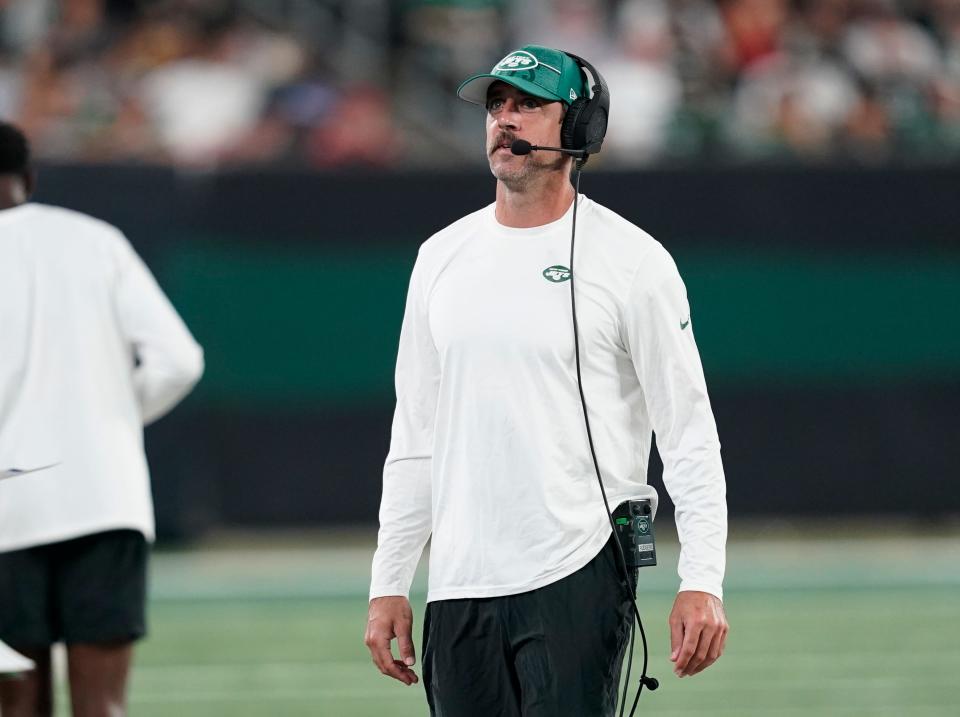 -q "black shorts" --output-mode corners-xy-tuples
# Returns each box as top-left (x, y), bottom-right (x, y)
(422, 535), (635, 717)
(0, 529), (148, 648)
